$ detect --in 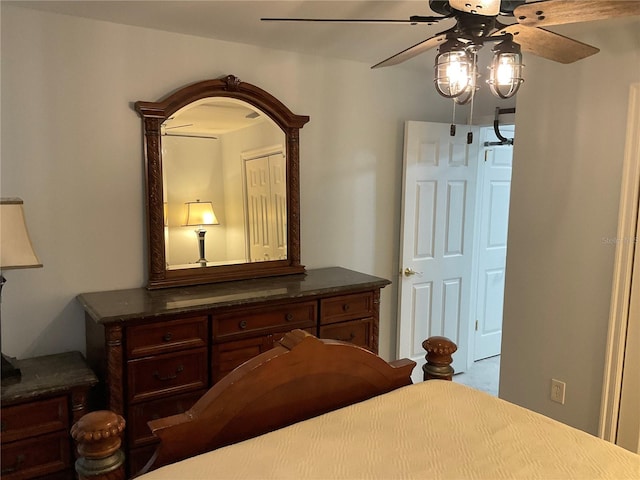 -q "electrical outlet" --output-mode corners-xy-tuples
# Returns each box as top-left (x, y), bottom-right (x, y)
(551, 379), (566, 404)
